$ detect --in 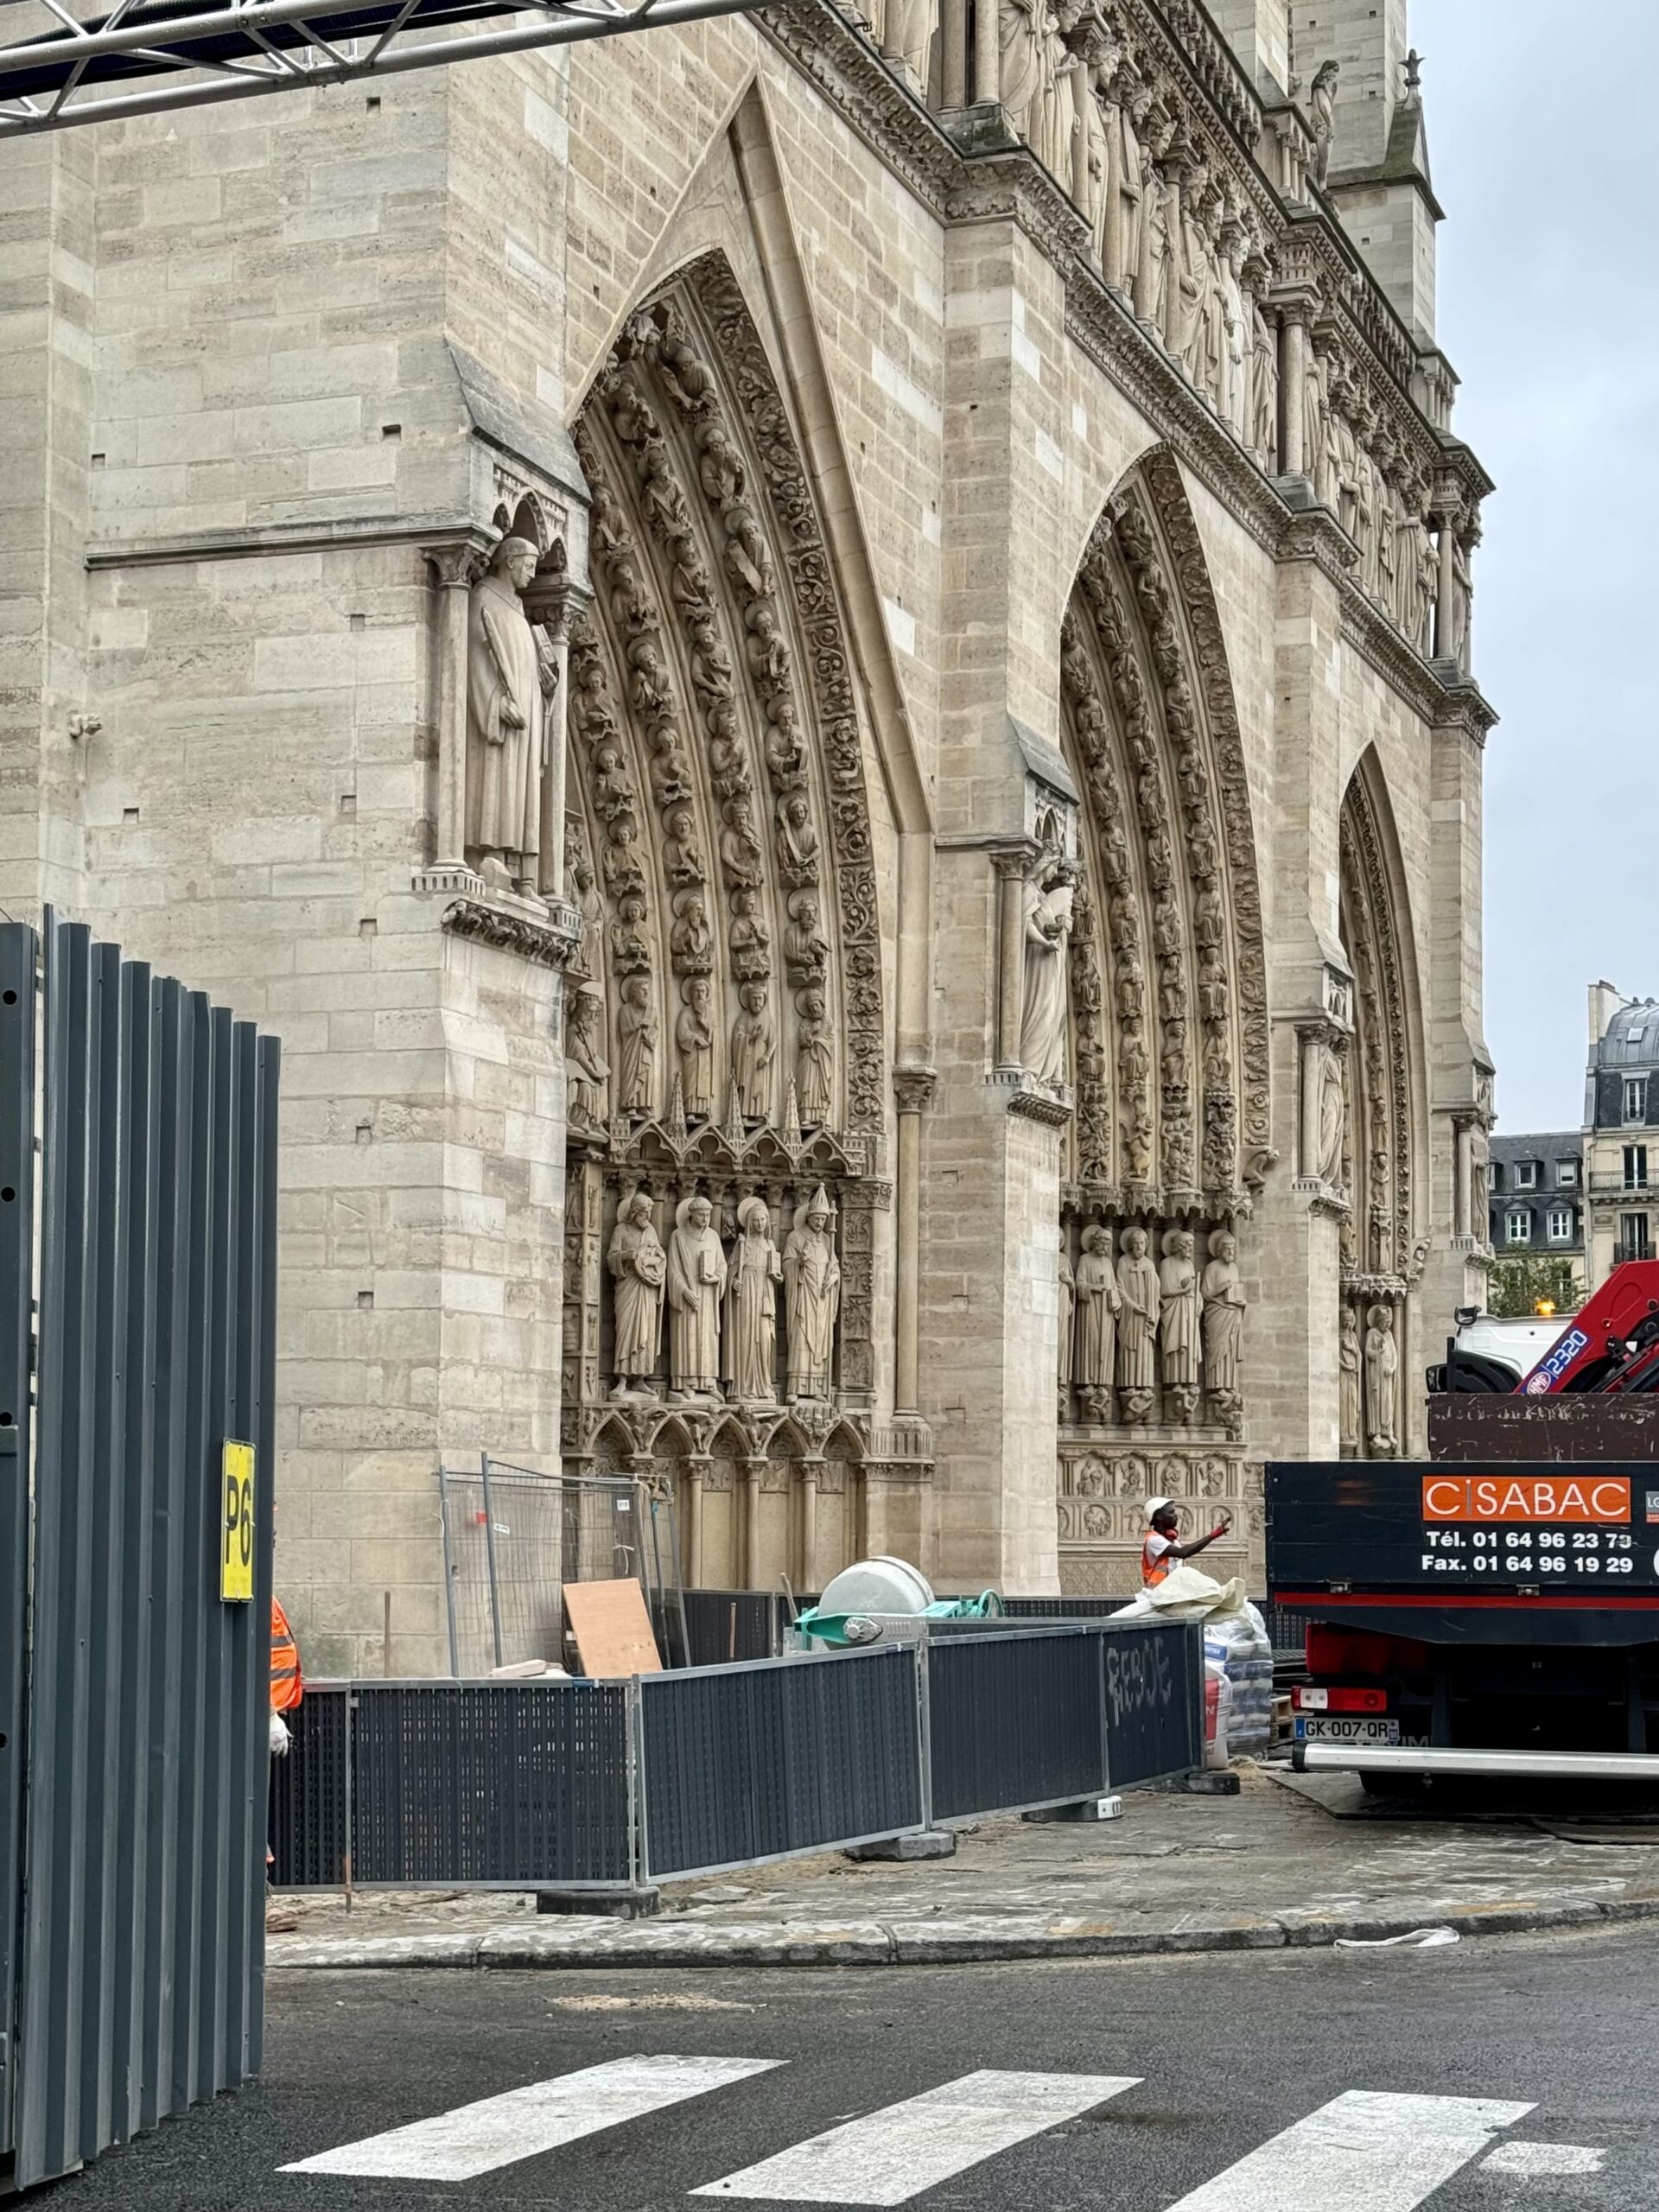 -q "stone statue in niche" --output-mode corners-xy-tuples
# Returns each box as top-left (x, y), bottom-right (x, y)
(1221, 227), (1249, 435)
(675, 976), (715, 1120)
(615, 973), (657, 1117)
(778, 790), (820, 885)
(1416, 527), (1440, 656)
(879, 0), (937, 86)
(1058, 1242), (1075, 1408)
(785, 891), (830, 984)
(1033, 0), (1078, 186)
(998, 0), (1050, 152)
(670, 888), (714, 976)
(729, 885), (771, 982)
(569, 844), (604, 991)
(1318, 1044), (1346, 1186)
(1309, 59), (1339, 189)
(664, 805), (703, 887)
(1171, 167), (1210, 385)
(609, 889), (651, 977)
(1112, 77), (1148, 293)
(1364, 1303), (1399, 1455)
(607, 1191), (666, 1395)
(725, 1196), (782, 1403)
(1019, 855), (1077, 1086)
(1074, 1223), (1121, 1421)
(667, 1192), (727, 1399)
(795, 986), (835, 1127)
(465, 536), (543, 894)
(1137, 147), (1175, 333)
(785, 1185), (841, 1401)
(730, 982), (776, 1122)
(1338, 1301), (1361, 1454)
(1159, 1228), (1201, 1421)
(1116, 1225), (1160, 1422)
(565, 985), (609, 1124)
(1201, 1229), (1244, 1422)
(1249, 291), (1277, 467)
(719, 795), (765, 885)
